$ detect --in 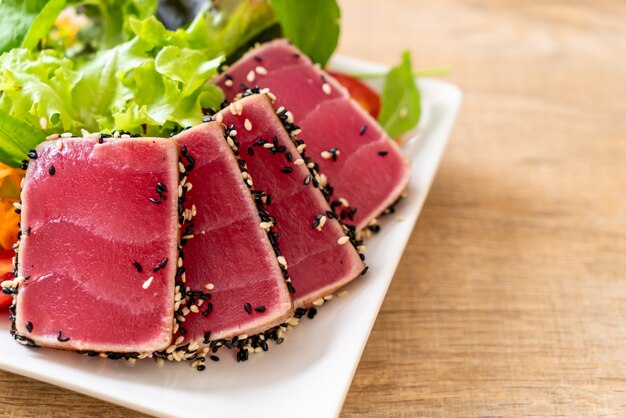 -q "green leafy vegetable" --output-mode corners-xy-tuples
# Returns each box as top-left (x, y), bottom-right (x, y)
(0, 0), (62, 53)
(268, 0), (340, 66)
(378, 51), (421, 139)
(0, 8), (225, 167)
(0, 112), (44, 167)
